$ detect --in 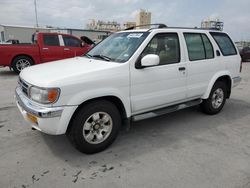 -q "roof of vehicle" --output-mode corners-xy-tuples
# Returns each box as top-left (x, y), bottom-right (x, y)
(118, 28), (223, 35)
